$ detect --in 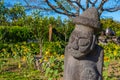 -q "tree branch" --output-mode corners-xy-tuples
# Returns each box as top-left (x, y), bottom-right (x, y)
(89, 0), (98, 7)
(97, 0), (108, 16)
(97, 0), (108, 10)
(23, 0), (120, 17)
(23, 0), (53, 11)
(54, 0), (70, 14)
(66, 0), (80, 16)
(24, 5), (52, 11)
(70, 0), (85, 11)
(24, 0), (30, 6)
(86, 0), (89, 9)
(104, 6), (120, 12)
(45, 0), (76, 17)
(67, 0), (78, 9)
